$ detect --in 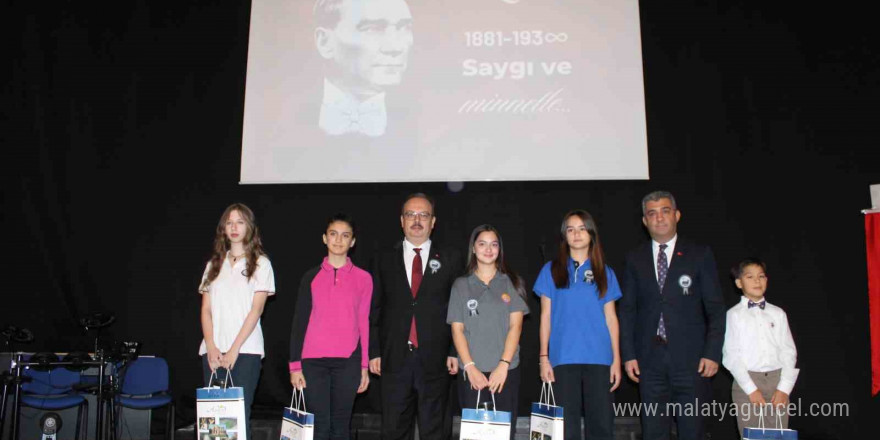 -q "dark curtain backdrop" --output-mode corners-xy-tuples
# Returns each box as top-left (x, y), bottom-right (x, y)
(4, 1), (879, 439)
